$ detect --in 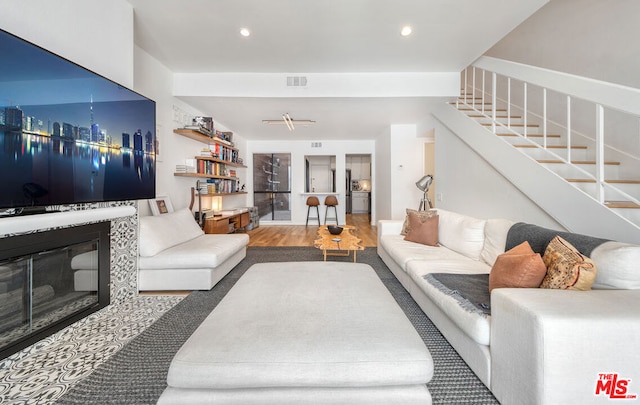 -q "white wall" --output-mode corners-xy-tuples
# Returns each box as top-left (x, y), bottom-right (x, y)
(389, 124), (428, 220)
(374, 124), (434, 222)
(134, 48), (252, 215)
(486, 0), (640, 89)
(134, 46), (187, 215)
(247, 139), (375, 225)
(374, 127), (392, 222)
(0, 0), (134, 88)
(434, 118), (562, 228)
